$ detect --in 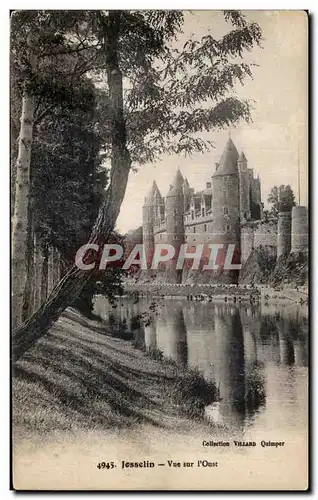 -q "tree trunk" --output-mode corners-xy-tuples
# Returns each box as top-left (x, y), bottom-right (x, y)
(11, 93), (36, 329)
(40, 246), (48, 305)
(53, 248), (60, 287)
(47, 246), (54, 295)
(33, 234), (45, 311)
(12, 11), (131, 362)
(57, 251), (62, 282)
(11, 38), (37, 329)
(22, 201), (35, 321)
